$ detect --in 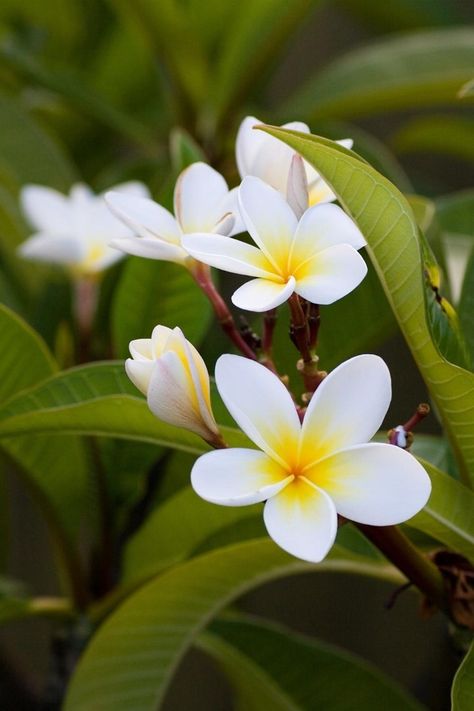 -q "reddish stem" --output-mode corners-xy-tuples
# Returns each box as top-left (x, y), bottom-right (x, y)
(191, 263), (256, 360)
